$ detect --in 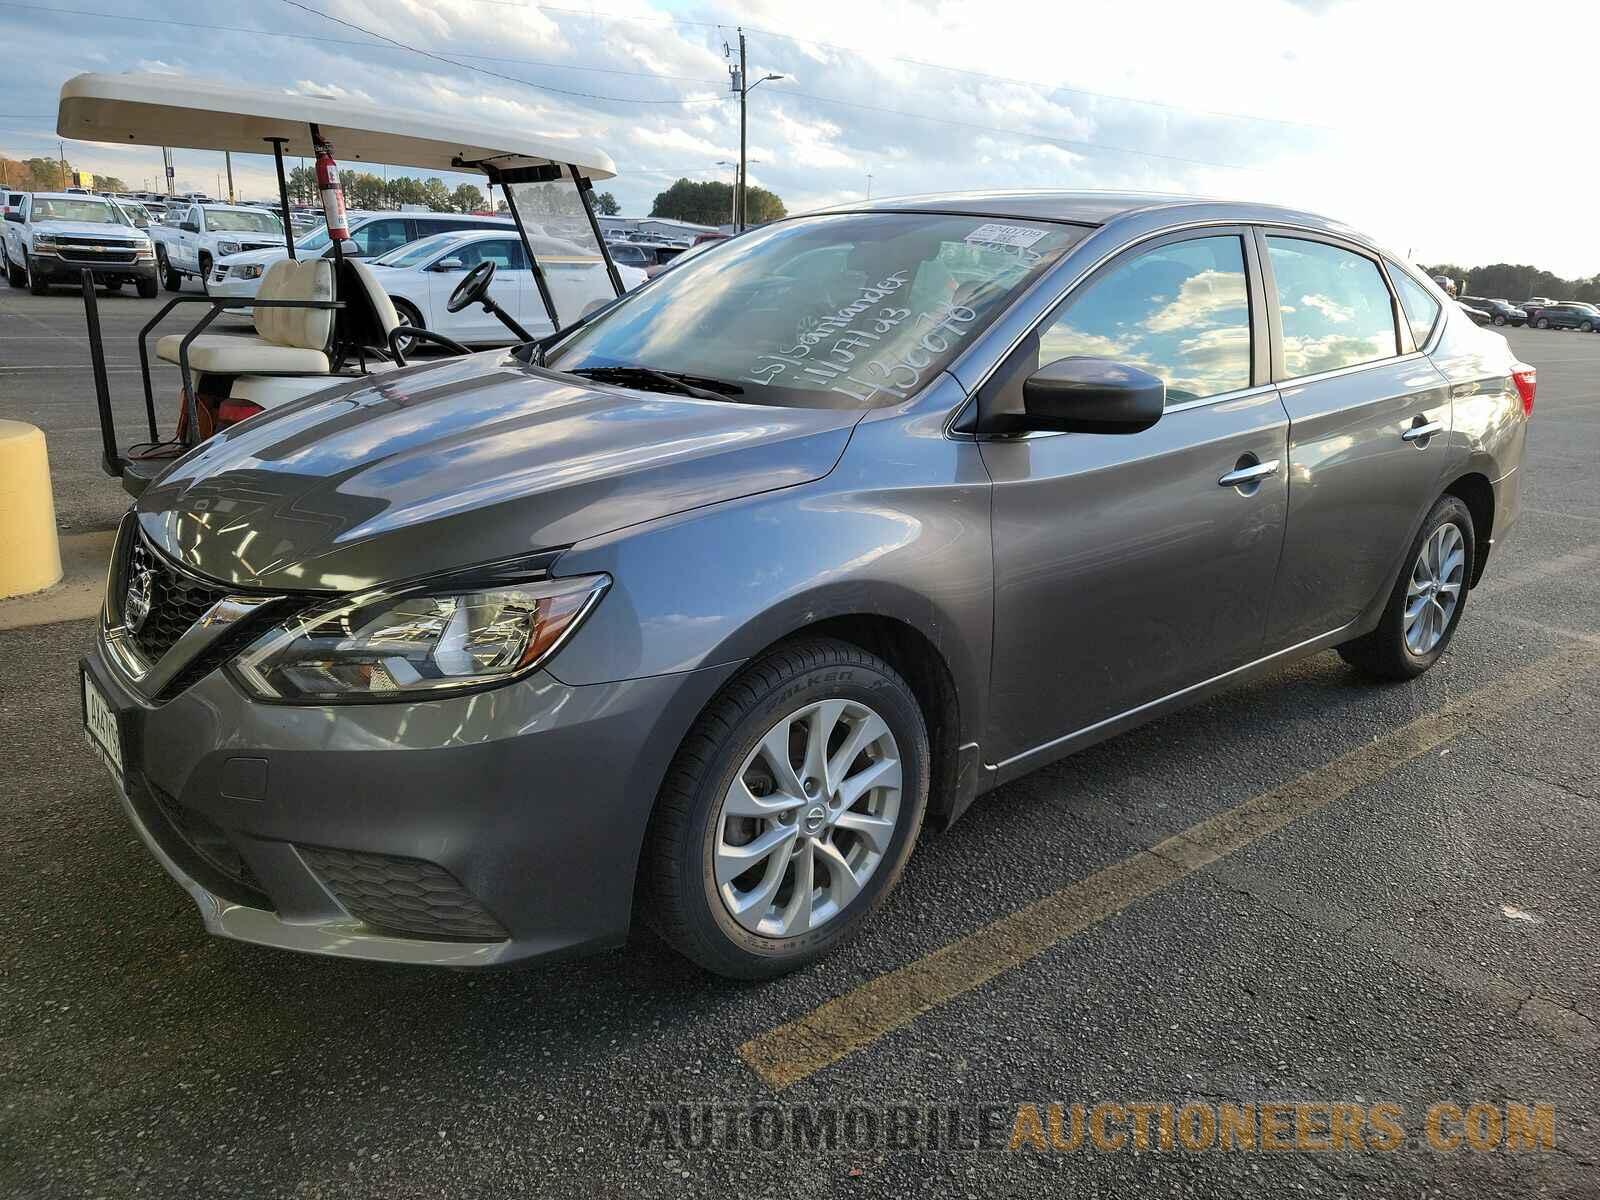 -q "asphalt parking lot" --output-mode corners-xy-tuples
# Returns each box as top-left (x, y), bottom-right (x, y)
(2, 288), (1598, 1197)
